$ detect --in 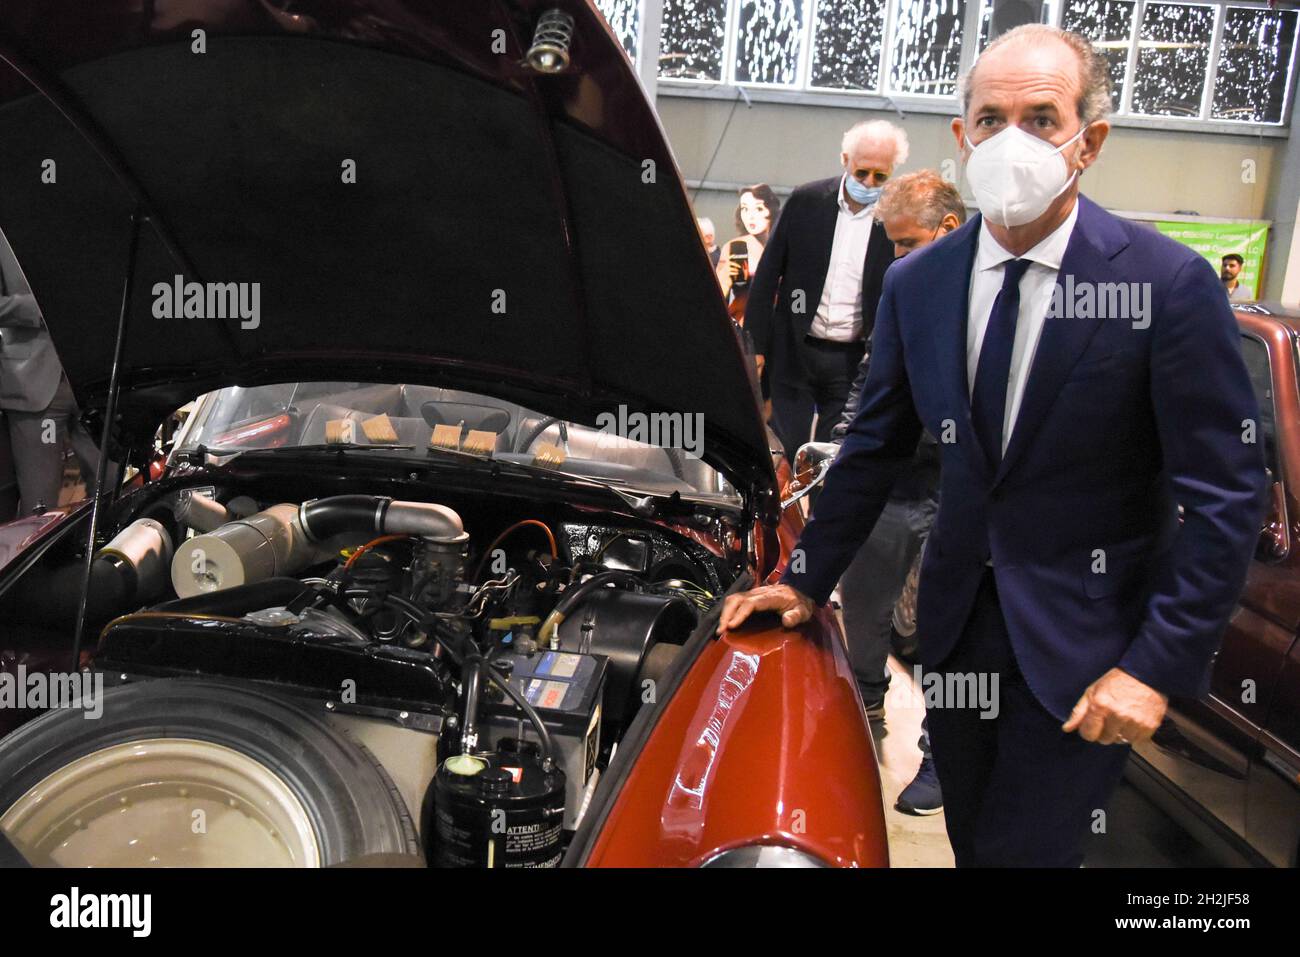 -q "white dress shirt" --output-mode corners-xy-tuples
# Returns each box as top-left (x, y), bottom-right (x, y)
(810, 175), (875, 342)
(966, 201), (1080, 454)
